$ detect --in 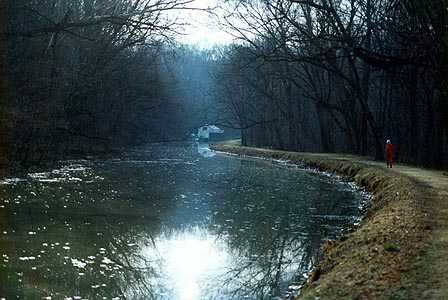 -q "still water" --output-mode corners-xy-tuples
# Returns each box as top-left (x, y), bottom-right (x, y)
(0, 143), (367, 300)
